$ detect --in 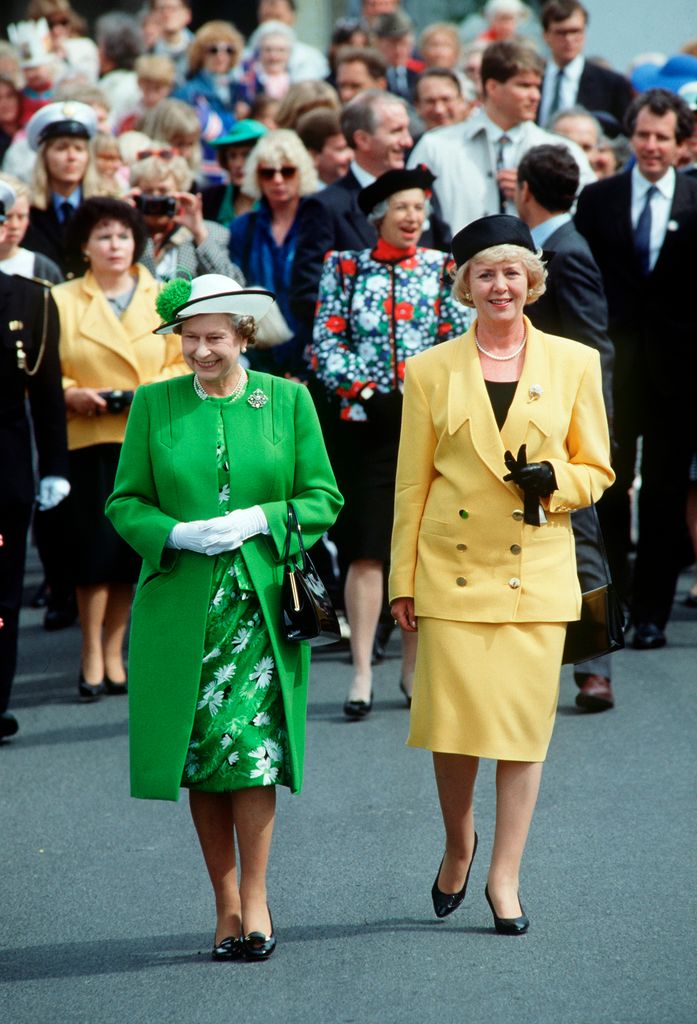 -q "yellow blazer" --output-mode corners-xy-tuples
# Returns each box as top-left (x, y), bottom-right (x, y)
(389, 318), (615, 622)
(53, 265), (187, 451)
